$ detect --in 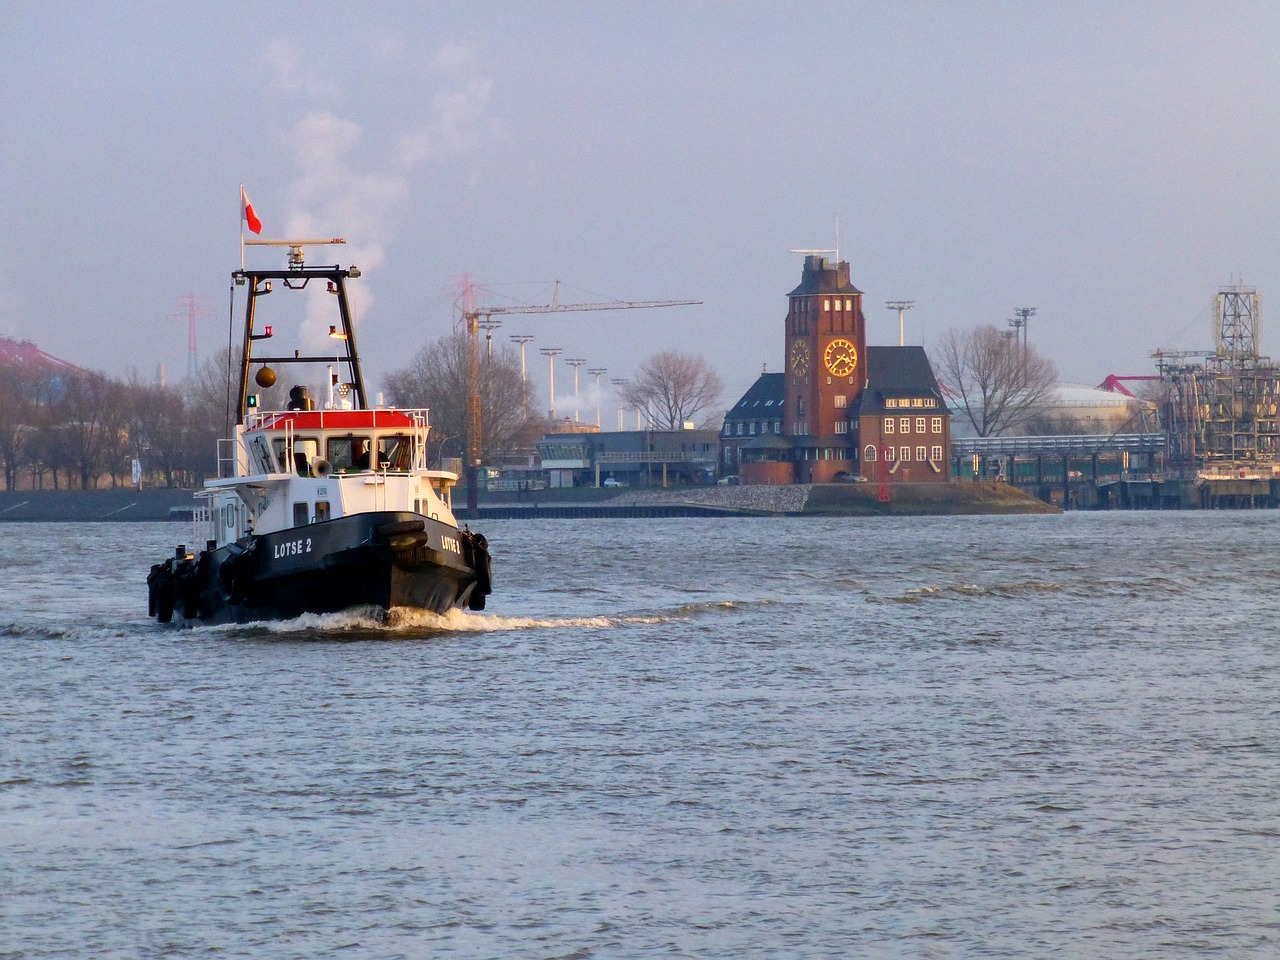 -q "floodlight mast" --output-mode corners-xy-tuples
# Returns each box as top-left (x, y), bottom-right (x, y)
(457, 290), (702, 512)
(886, 300), (915, 346)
